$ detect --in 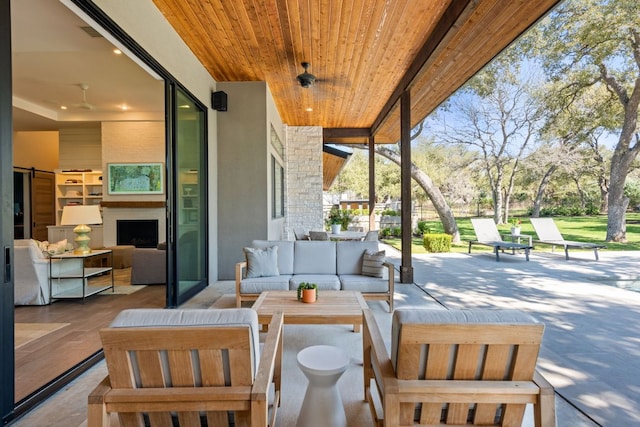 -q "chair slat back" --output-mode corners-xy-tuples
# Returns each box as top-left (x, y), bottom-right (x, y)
(392, 310), (544, 426)
(100, 306), (261, 427)
(471, 218), (502, 242)
(101, 327), (254, 389)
